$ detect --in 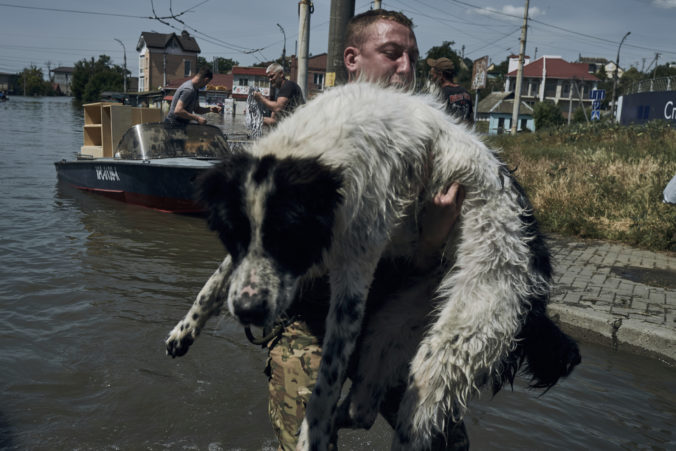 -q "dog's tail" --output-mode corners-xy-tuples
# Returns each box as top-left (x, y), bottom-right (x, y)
(495, 303), (581, 393)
